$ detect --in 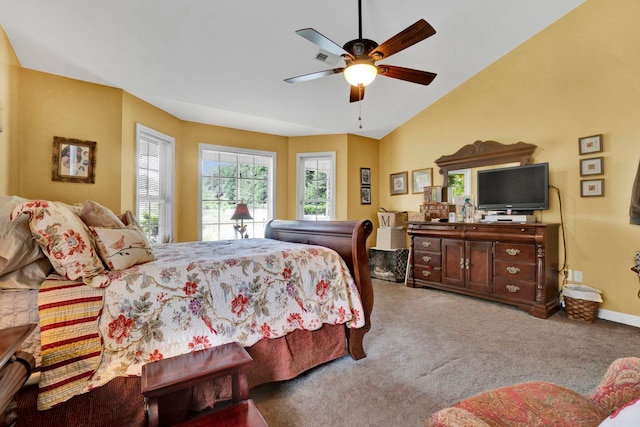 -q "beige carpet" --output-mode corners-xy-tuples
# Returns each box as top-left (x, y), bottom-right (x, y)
(250, 279), (640, 427)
